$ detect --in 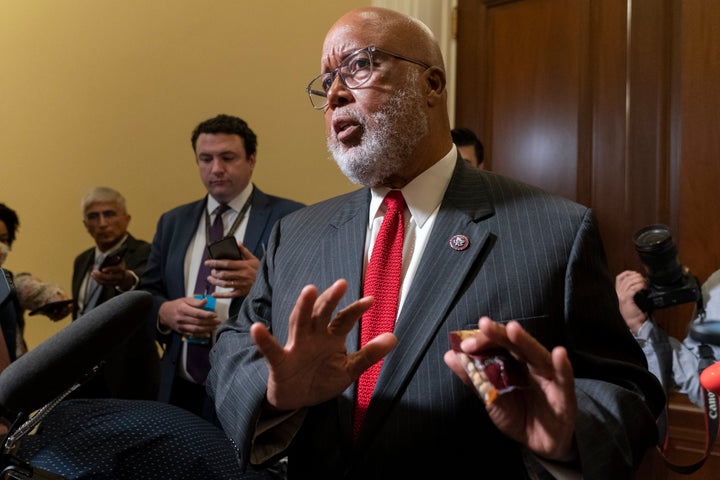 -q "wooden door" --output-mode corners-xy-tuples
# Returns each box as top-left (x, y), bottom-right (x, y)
(455, 0), (720, 478)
